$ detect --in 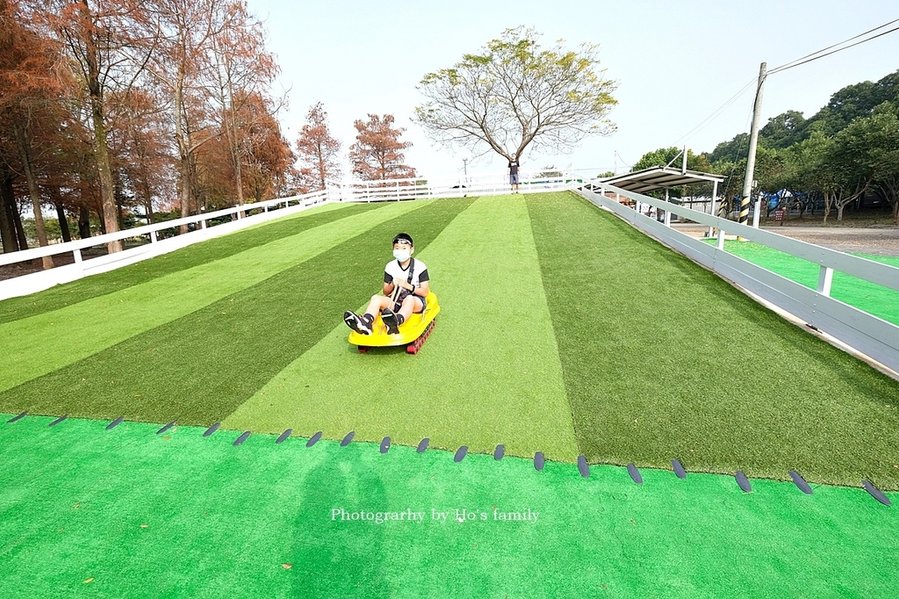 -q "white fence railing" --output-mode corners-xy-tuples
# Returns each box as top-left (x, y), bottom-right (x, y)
(0, 190), (328, 300)
(327, 172), (574, 202)
(576, 180), (899, 375)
